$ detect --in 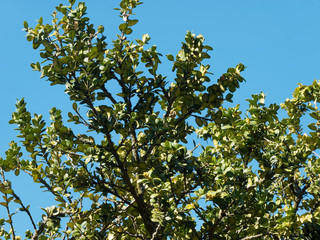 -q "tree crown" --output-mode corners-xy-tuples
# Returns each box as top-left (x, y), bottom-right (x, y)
(1, 0), (320, 239)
